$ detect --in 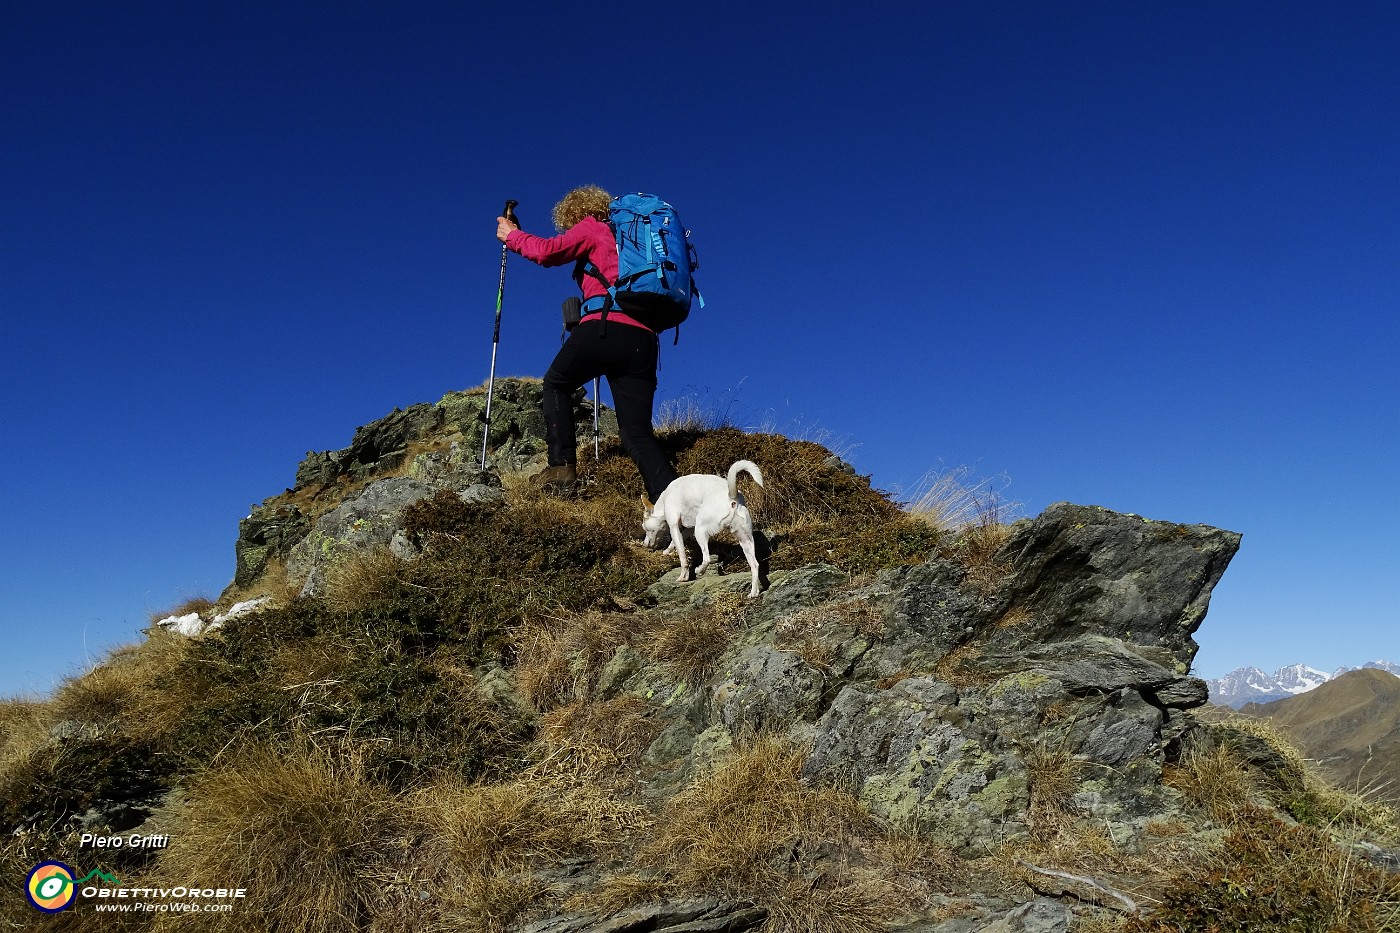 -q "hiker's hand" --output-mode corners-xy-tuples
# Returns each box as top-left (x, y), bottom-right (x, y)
(496, 216), (518, 242)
